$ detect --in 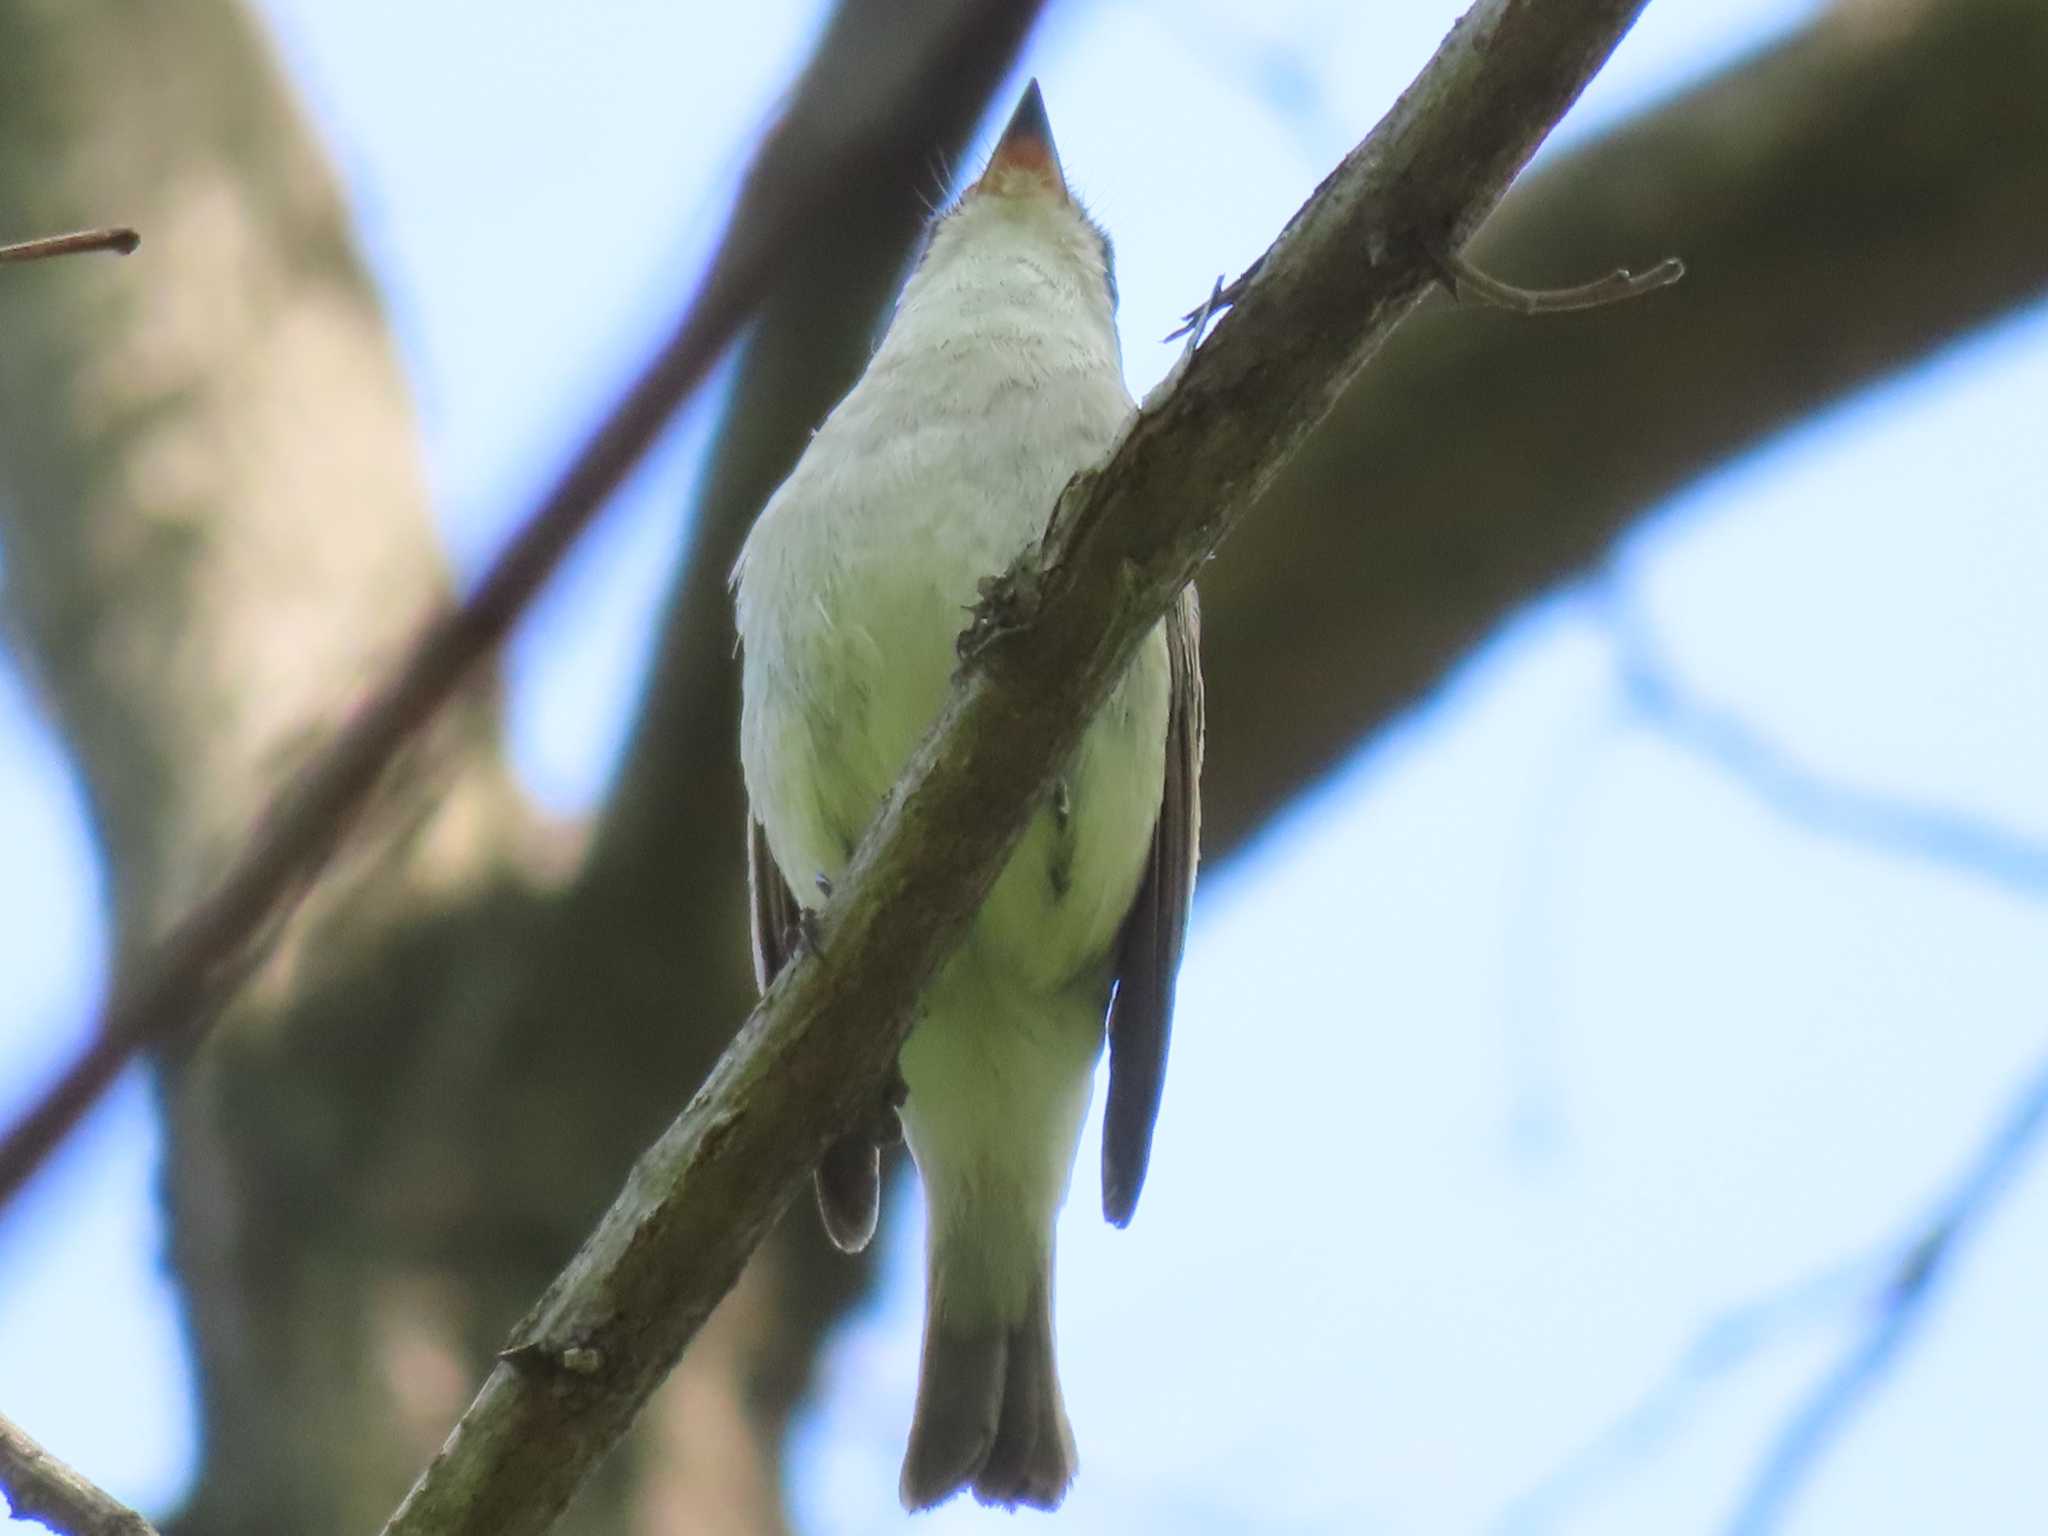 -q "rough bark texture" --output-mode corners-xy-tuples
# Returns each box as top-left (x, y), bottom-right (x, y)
(0, 1410), (161, 1536)
(0, 0), (2044, 1532)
